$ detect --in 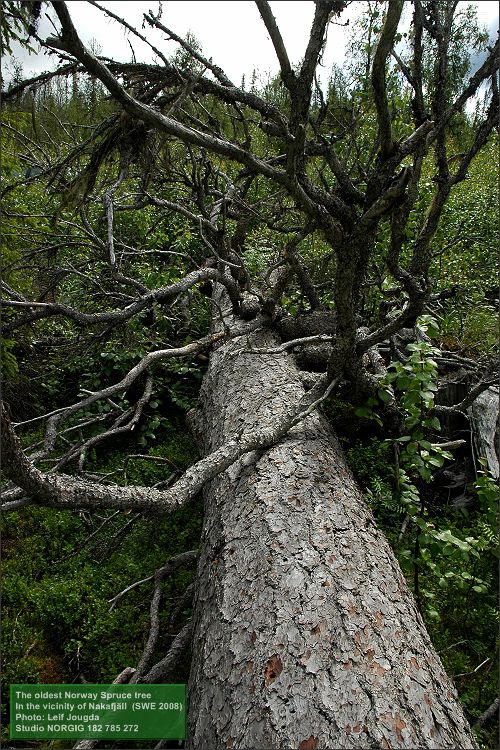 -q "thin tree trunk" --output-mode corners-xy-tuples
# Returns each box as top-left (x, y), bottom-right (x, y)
(187, 320), (477, 748)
